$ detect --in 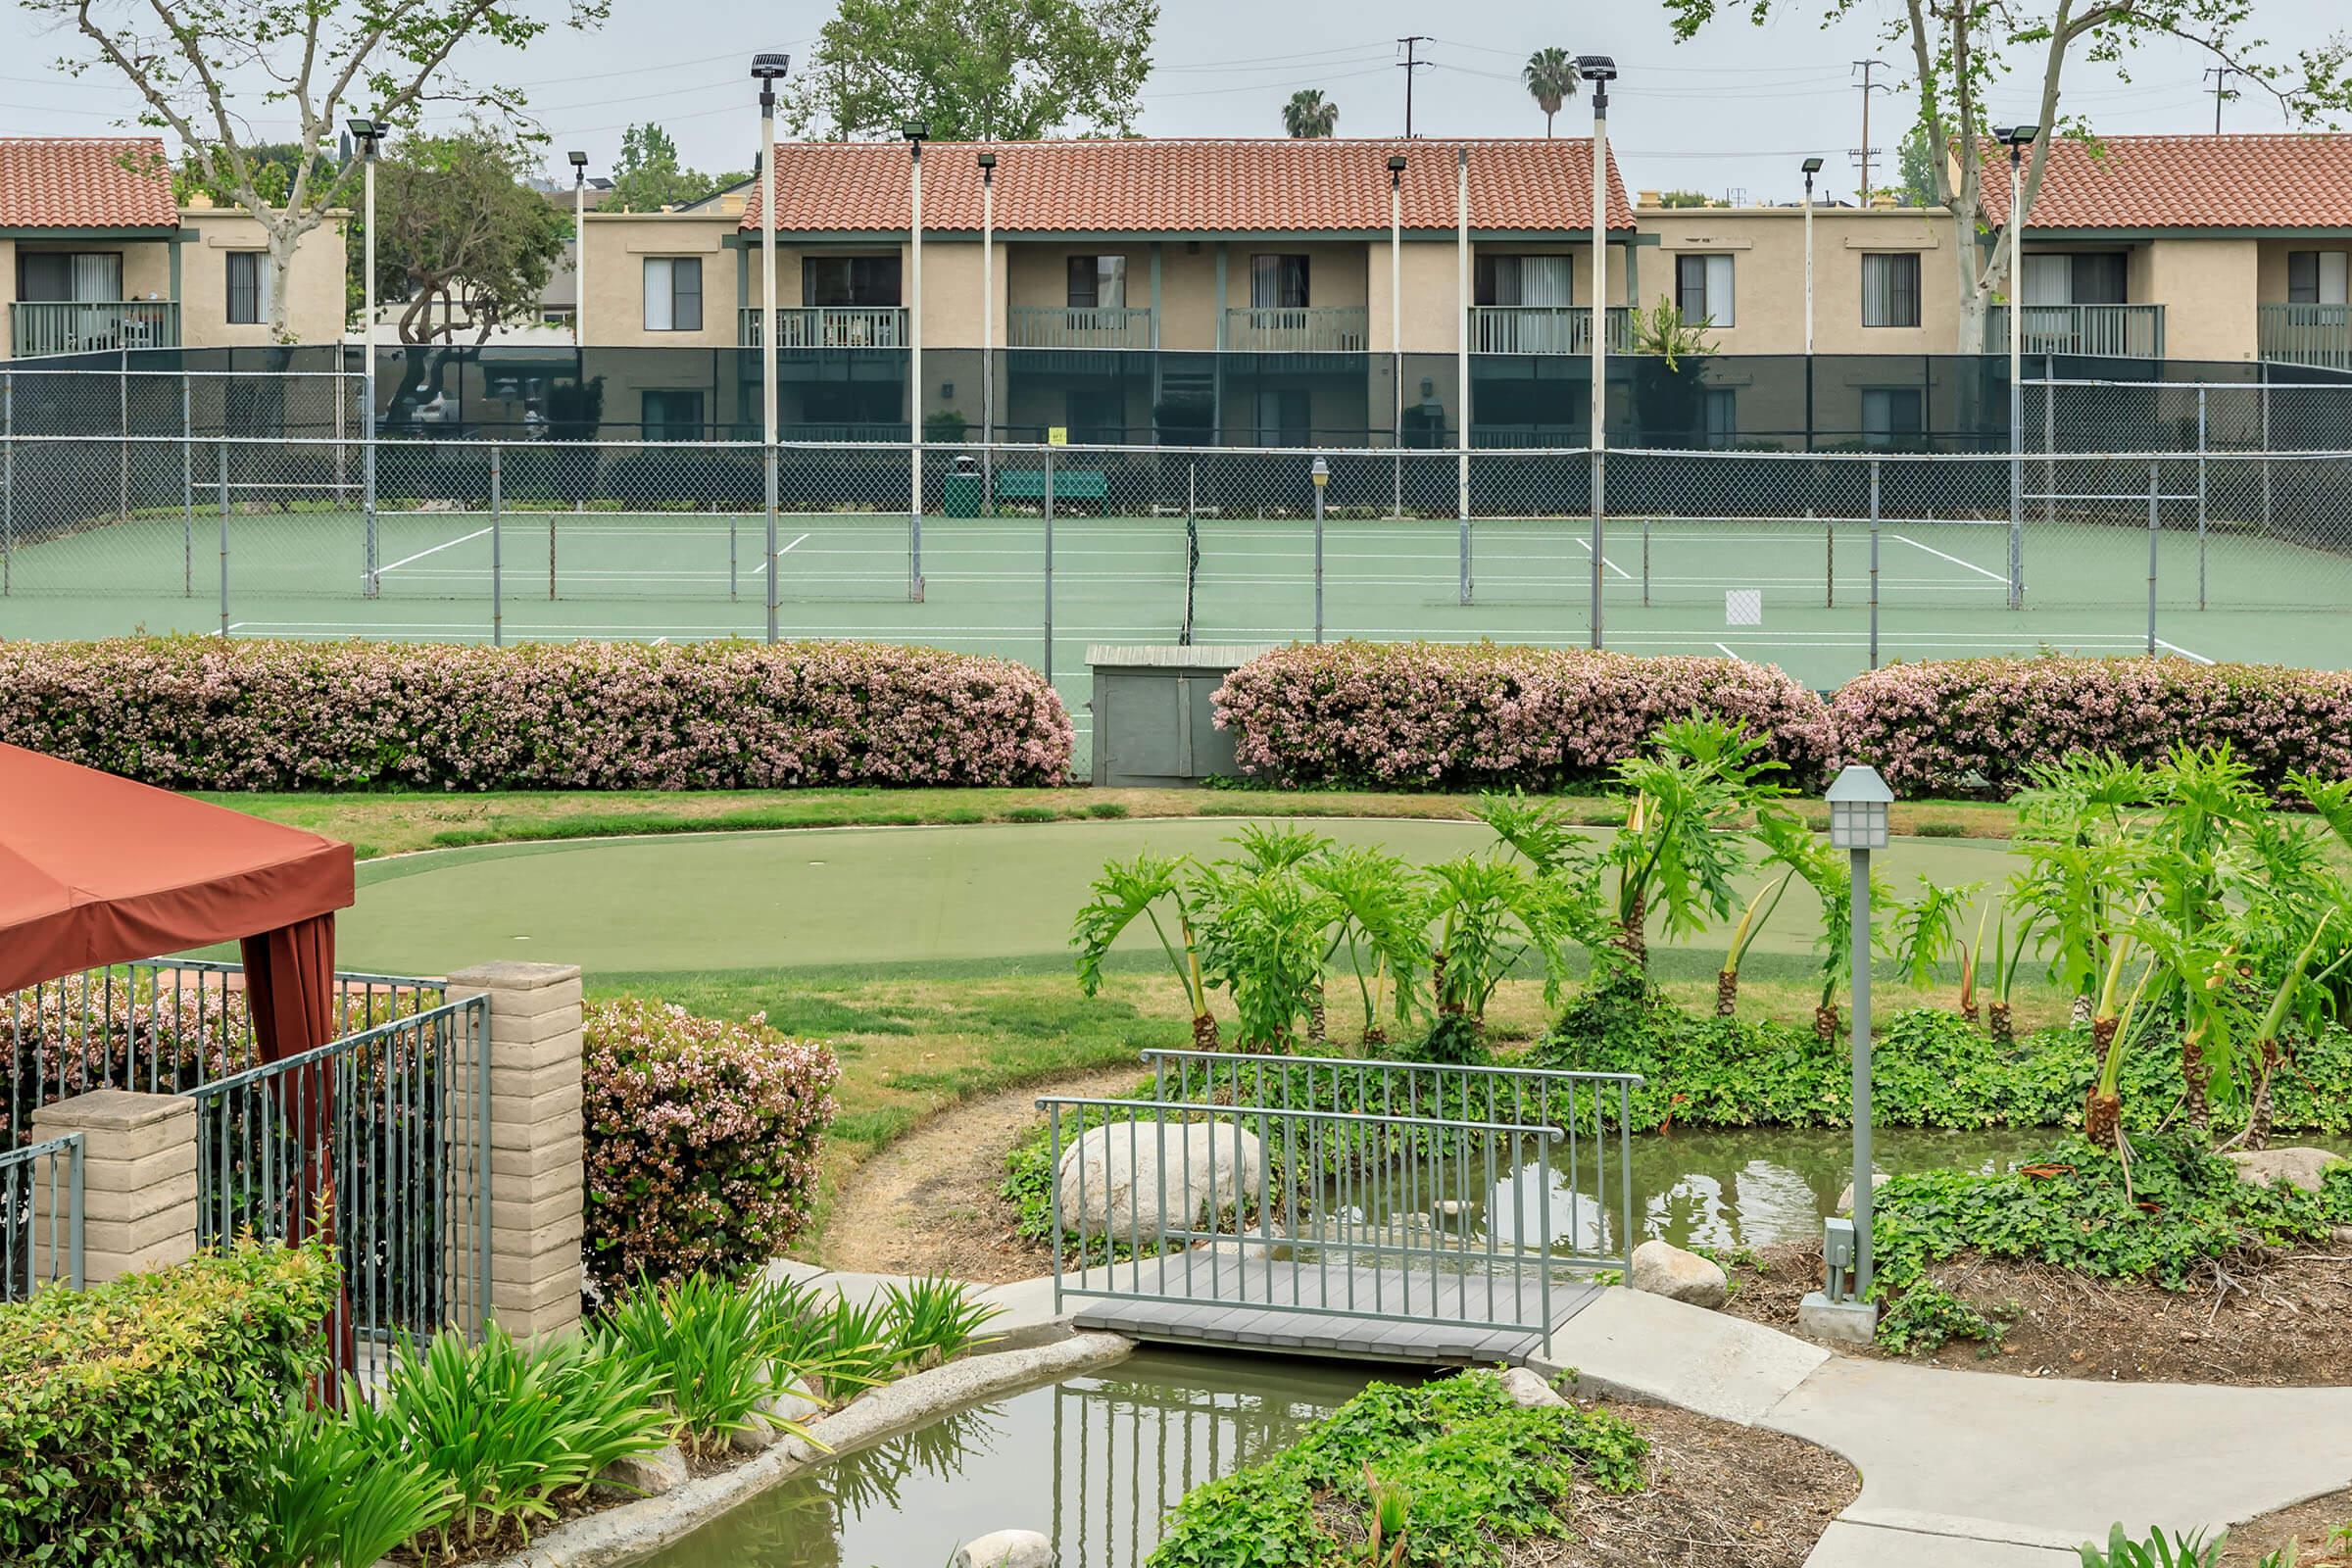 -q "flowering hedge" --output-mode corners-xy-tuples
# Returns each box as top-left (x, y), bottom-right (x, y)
(0, 636), (1072, 791)
(1213, 641), (1836, 790)
(1831, 657), (2352, 797)
(582, 999), (838, 1294)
